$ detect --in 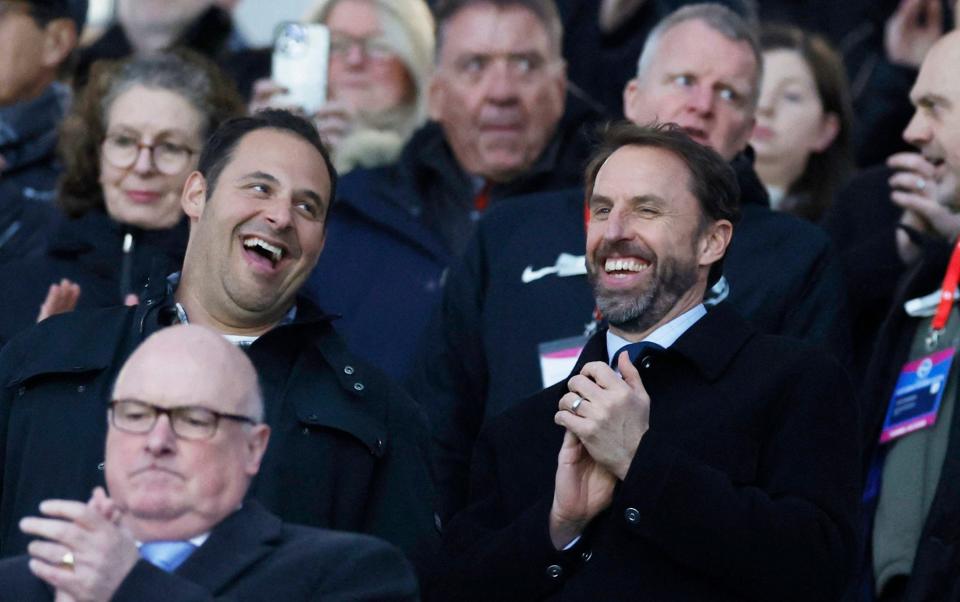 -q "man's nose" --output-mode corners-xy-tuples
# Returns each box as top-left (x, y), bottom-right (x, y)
(145, 413), (177, 455)
(263, 196), (294, 229)
(686, 85), (714, 115)
(602, 206), (629, 241)
(483, 60), (520, 103)
(903, 111), (931, 147)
